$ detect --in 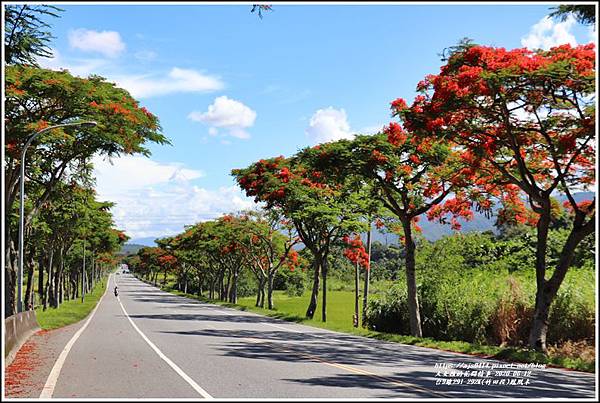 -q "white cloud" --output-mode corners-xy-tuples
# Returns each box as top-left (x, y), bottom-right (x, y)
(134, 50), (158, 61)
(305, 107), (353, 144)
(92, 154), (255, 239)
(92, 155), (204, 196)
(109, 185), (255, 239)
(37, 50), (224, 99)
(69, 28), (126, 58)
(38, 48), (108, 77)
(588, 25), (597, 45)
(188, 96), (257, 139)
(114, 67), (224, 98)
(521, 15), (577, 50)
(359, 124), (385, 135)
